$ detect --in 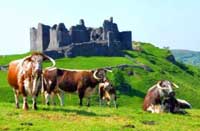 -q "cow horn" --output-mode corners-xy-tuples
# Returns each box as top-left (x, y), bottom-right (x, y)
(43, 54), (56, 68)
(104, 69), (113, 73)
(93, 70), (101, 80)
(172, 82), (179, 88)
(156, 81), (162, 89)
(20, 55), (32, 67)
